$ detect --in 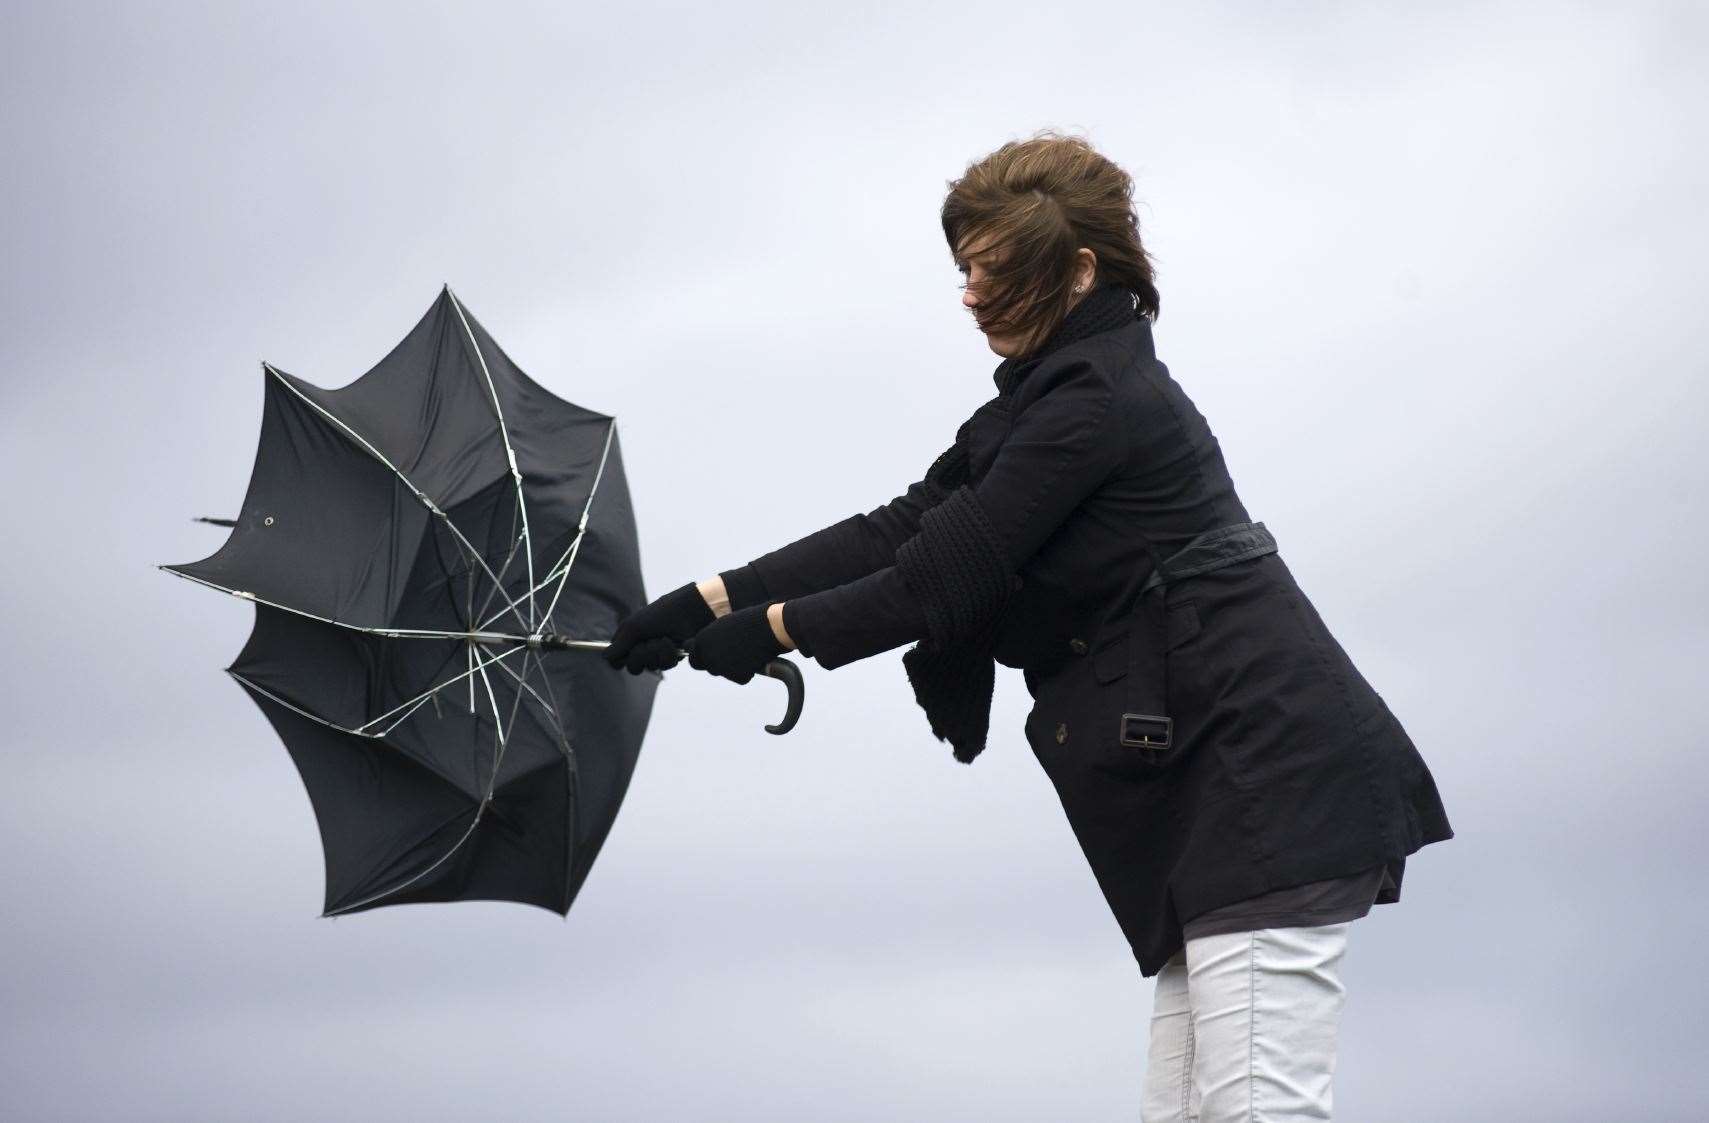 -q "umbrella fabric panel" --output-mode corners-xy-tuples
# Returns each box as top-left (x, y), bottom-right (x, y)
(289, 289), (623, 635)
(169, 373), (432, 629)
(465, 751), (573, 913)
(232, 605), (655, 912)
(165, 290), (644, 647)
(451, 298), (618, 539)
(230, 603), (502, 799)
(285, 290), (514, 514)
(241, 662), (580, 915)
(332, 763), (572, 916)
(244, 684), (485, 915)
